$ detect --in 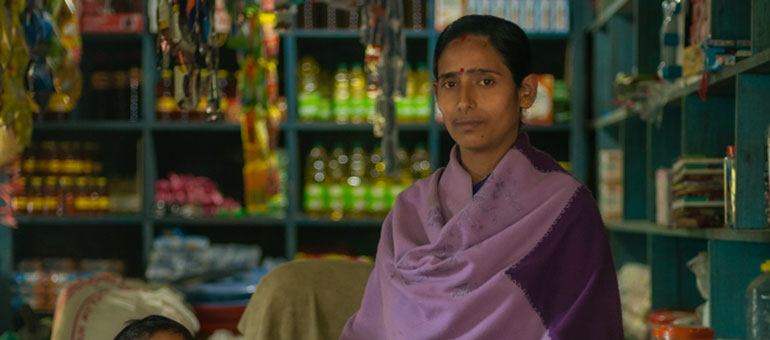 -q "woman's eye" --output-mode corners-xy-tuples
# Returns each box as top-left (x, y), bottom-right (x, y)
(442, 81), (456, 88)
(480, 79), (494, 86)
